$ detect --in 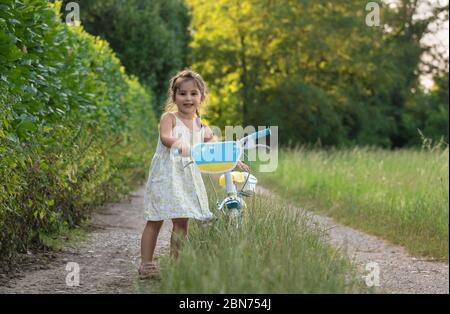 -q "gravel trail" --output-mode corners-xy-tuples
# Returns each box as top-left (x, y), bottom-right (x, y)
(1, 185), (447, 294)
(256, 186), (448, 294)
